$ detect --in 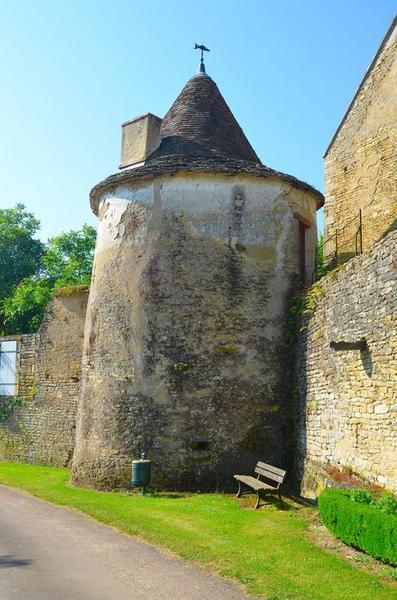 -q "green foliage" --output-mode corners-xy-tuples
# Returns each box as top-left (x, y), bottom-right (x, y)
(173, 362), (188, 372)
(302, 283), (324, 315)
(376, 493), (397, 515)
(2, 278), (52, 334)
(351, 488), (373, 505)
(0, 204), (44, 298)
(42, 224), (96, 288)
(0, 463), (396, 599)
(0, 204), (45, 332)
(52, 284), (90, 298)
(287, 283), (324, 339)
(283, 282), (325, 474)
(316, 234), (325, 279)
(1, 220), (96, 334)
(0, 396), (22, 424)
(319, 488), (397, 566)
